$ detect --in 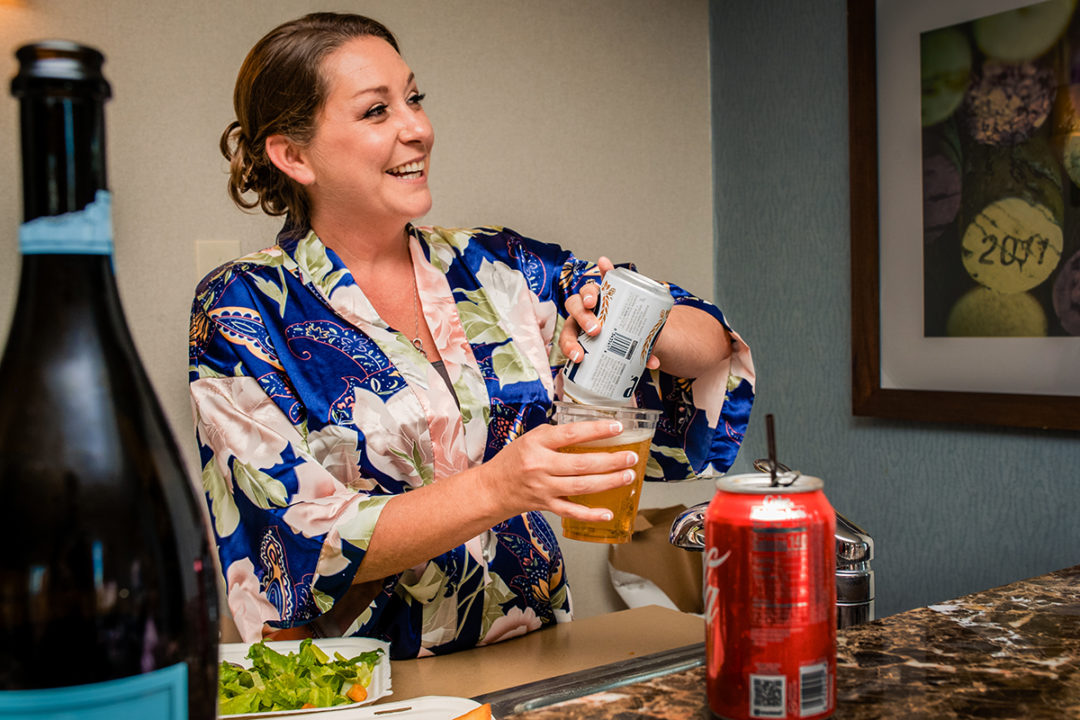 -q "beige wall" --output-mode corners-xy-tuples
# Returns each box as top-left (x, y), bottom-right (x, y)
(0, 0), (717, 620)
